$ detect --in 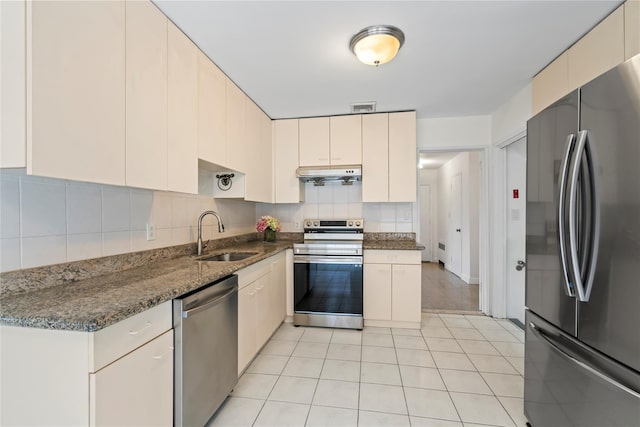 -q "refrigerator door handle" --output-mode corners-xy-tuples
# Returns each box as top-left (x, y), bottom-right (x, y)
(581, 130), (600, 302)
(558, 133), (576, 297)
(529, 322), (640, 399)
(567, 130), (588, 301)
